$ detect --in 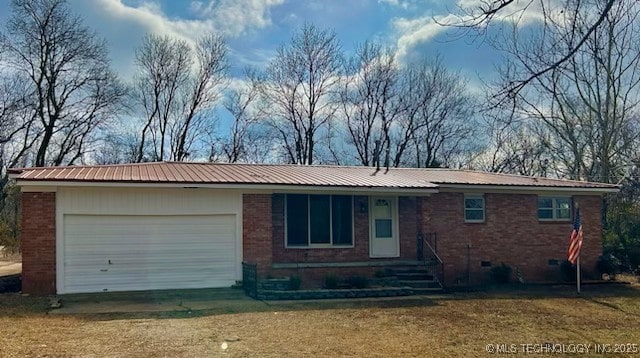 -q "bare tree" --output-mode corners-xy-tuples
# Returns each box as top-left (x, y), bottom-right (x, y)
(475, 107), (551, 176)
(340, 48), (477, 169)
(255, 24), (342, 165)
(444, 0), (617, 99)
(395, 58), (477, 168)
(499, 0), (640, 183)
(339, 41), (400, 167)
(133, 34), (227, 162)
(212, 79), (275, 163)
(0, 74), (34, 211)
(0, 0), (124, 167)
